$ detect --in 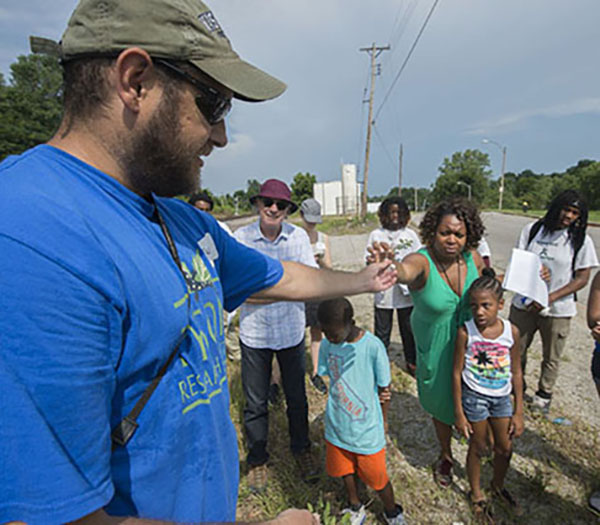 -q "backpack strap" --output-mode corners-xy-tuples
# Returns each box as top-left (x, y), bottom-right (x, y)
(526, 220), (543, 248)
